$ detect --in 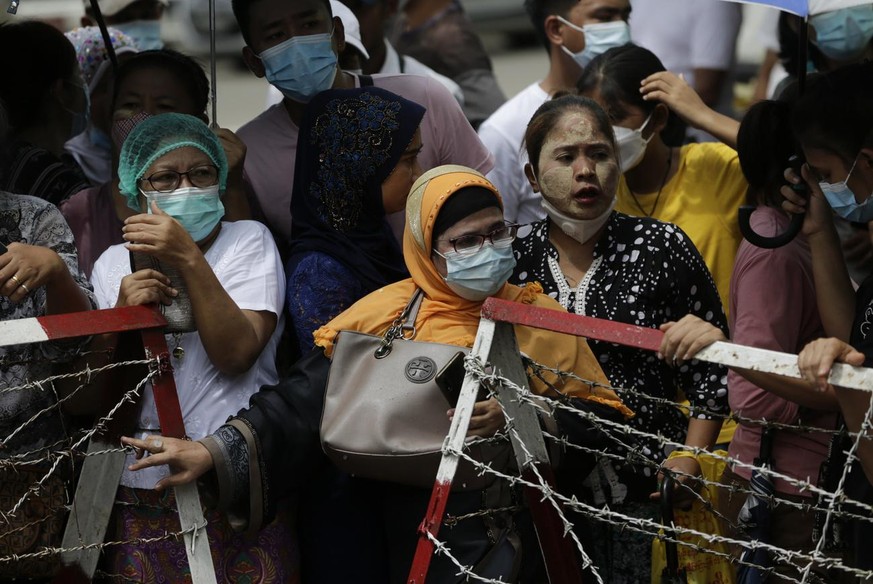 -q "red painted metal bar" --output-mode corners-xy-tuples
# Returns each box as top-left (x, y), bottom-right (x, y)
(35, 306), (167, 341)
(408, 482), (452, 584)
(139, 327), (187, 440)
(481, 297), (663, 353)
